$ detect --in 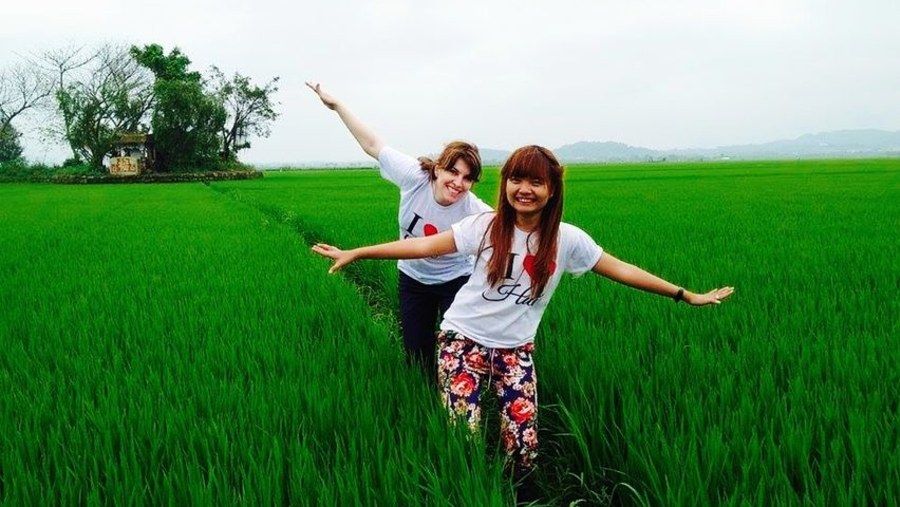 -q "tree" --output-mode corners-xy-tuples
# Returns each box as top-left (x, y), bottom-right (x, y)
(131, 44), (225, 171)
(0, 61), (53, 160)
(43, 44), (154, 169)
(0, 61), (53, 132)
(39, 46), (97, 160)
(0, 123), (24, 163)
(210, 67), (279, 161)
